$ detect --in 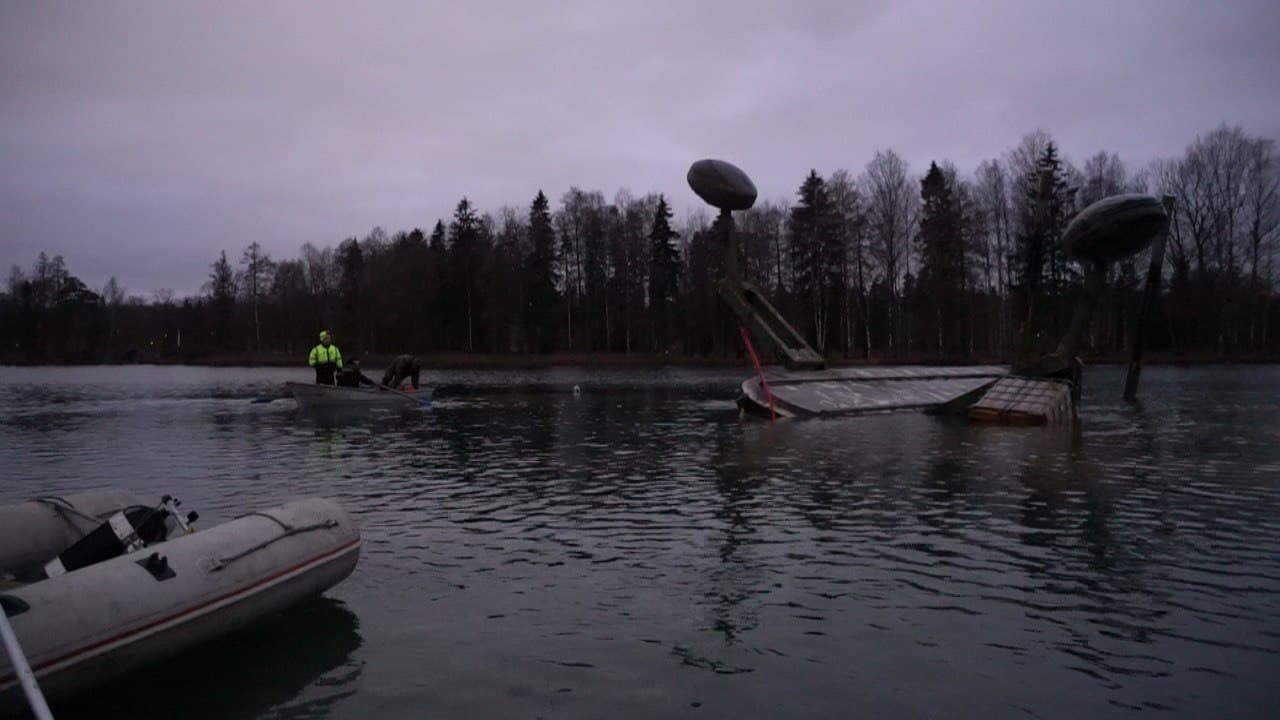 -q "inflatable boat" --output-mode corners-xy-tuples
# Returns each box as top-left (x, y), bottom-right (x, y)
(0, 490), (360, 714)
(286, 381), (430, 410)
